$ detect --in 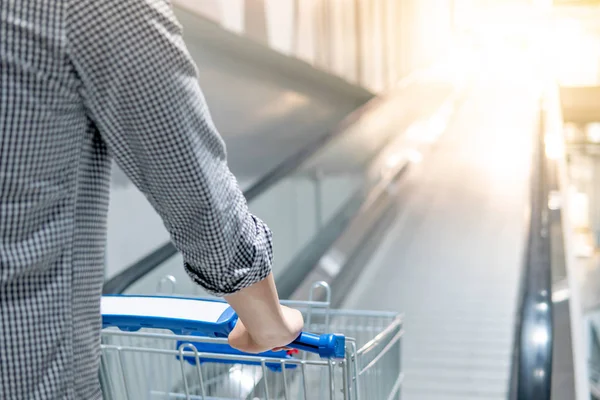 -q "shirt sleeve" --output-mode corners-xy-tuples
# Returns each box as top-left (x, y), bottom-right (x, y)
(65, 0), (273, 296)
